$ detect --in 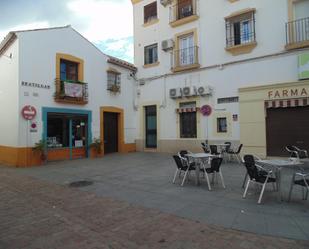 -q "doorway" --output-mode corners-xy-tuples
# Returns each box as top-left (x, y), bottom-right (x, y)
(145, 105), (157, 148)
(104, 112), (119, 154)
